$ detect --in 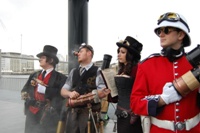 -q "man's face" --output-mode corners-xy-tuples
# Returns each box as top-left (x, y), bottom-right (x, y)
(156, 27), (184, 49)
(39, 56), (49, 68)
(77, 48), (92, 63)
